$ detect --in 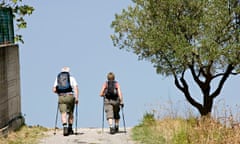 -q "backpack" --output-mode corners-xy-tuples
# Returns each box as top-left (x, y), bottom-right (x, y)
(105, 80), (118, 99)
(56, 72), (72, 93)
